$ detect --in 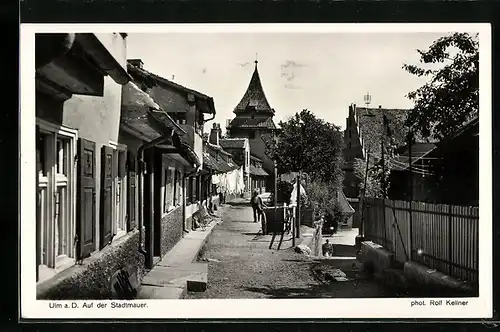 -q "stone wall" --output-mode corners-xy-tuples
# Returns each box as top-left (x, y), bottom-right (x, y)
(37, 231), (145, 300)
(160, 206), (184, 257)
